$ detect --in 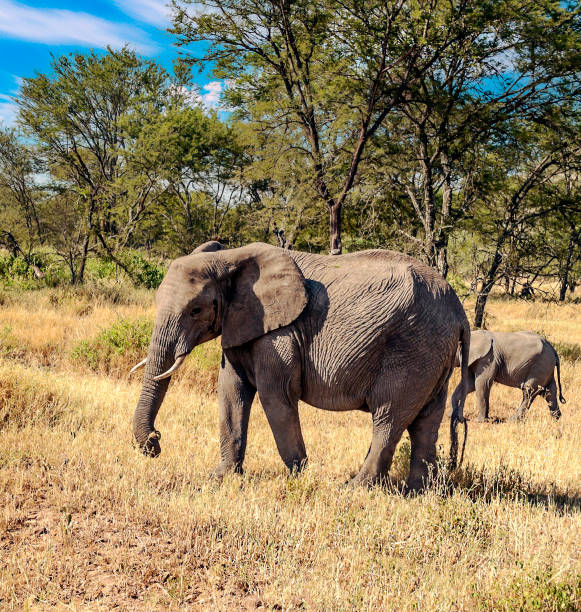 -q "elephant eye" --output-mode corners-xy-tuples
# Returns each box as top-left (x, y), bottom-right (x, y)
(191, 307), (202, 317)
